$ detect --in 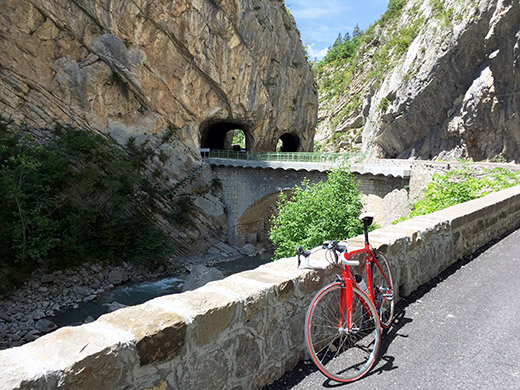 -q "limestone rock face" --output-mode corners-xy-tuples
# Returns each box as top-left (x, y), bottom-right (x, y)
(317, 0), (520, 162)
(0, 0), (317, 253)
